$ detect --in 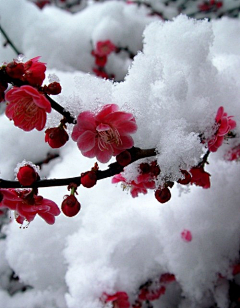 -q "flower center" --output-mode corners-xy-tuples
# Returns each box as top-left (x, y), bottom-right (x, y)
(96, 123), (122, 151)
